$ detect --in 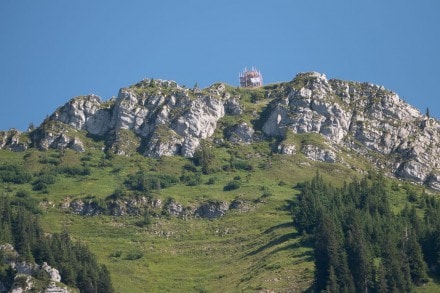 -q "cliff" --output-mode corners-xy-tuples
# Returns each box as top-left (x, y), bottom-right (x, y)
(2, 72), (439, 189)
